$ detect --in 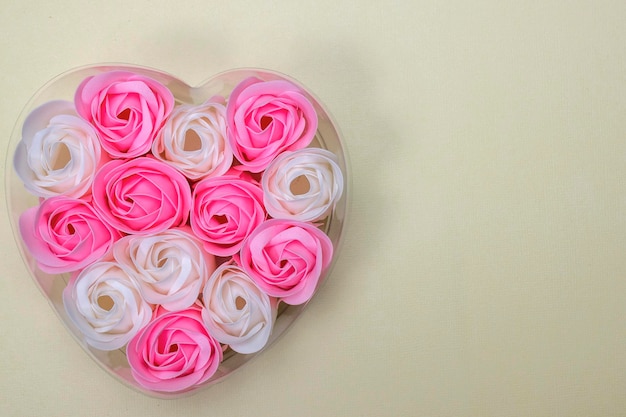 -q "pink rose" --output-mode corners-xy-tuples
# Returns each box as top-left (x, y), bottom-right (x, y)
(18, 196), (120, 274)
(226, 77), (318, 172)
(237, 219), (333, 305)
(74, 71), (174, 158)
(191, 175), (265, 256)
(127, 303), (223, 393)
(92, 157), (191, 235)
